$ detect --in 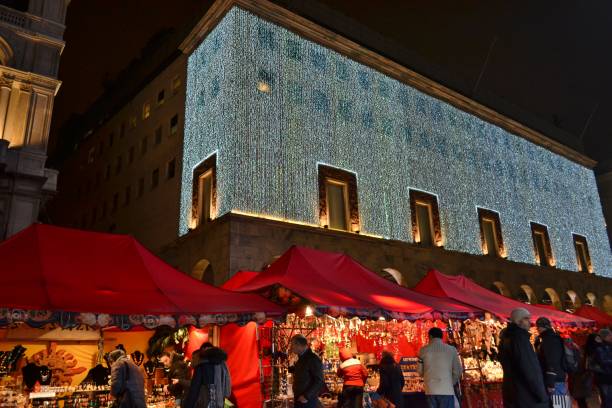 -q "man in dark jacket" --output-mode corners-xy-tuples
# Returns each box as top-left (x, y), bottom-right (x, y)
(289, 334), (324, 408)
(160, 351), (191, 405)
(109, 349), (146, 408)
(534, 317), (568, 398)
(498, 308), (548, 408)
(183, 343), (231, 408)
(594, 329), (612, 408)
